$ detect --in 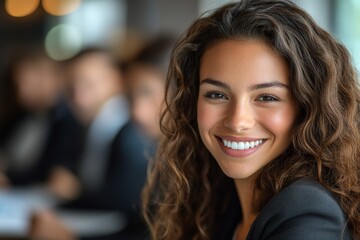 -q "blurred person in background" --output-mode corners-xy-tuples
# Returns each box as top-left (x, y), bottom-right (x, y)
(31, 47), (149, 240)
(0, 47), (80, 190)
(125, 35), (176, 146)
